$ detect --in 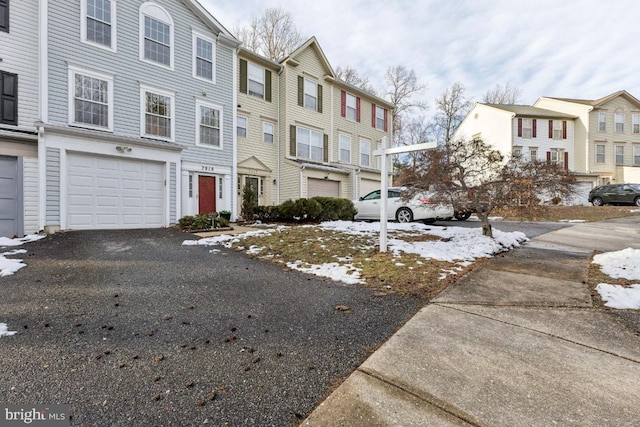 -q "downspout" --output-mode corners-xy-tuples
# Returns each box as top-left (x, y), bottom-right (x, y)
(277, 66), (283, 205)
(38, 0), (49, 232)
